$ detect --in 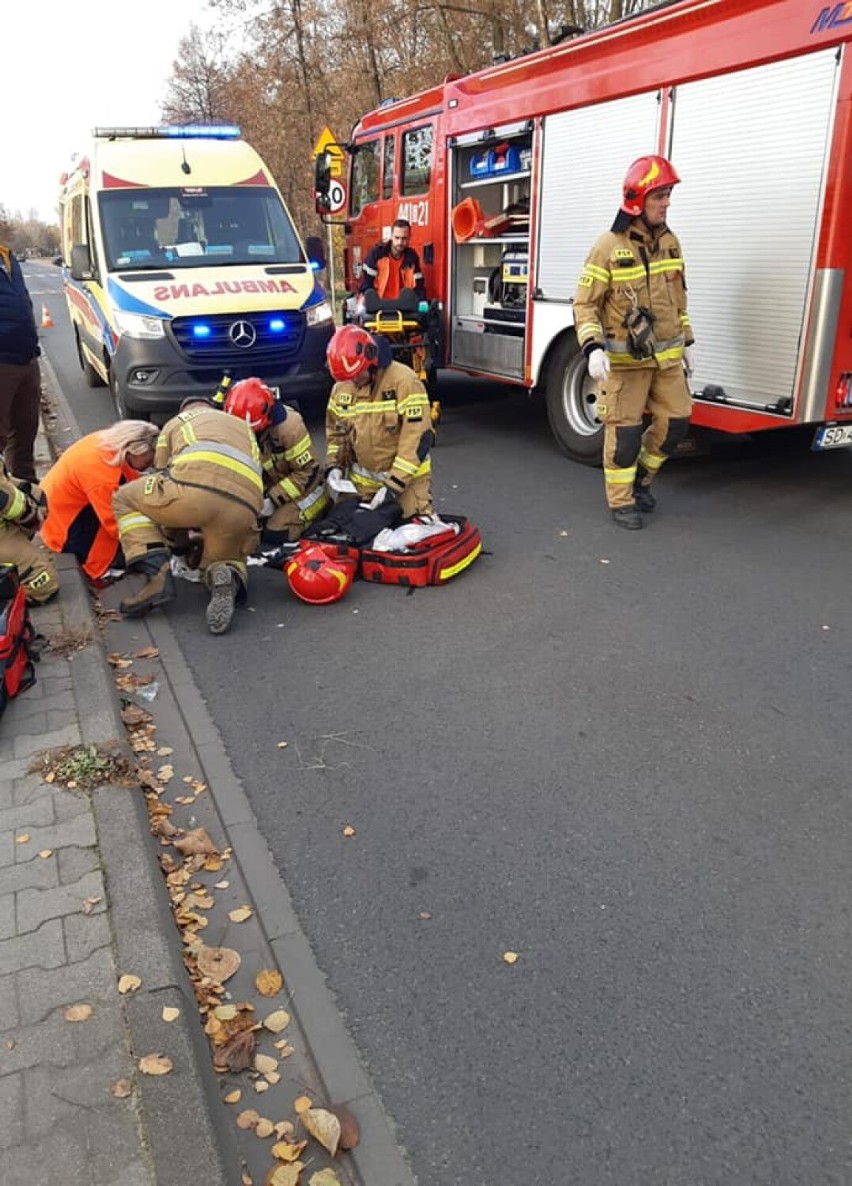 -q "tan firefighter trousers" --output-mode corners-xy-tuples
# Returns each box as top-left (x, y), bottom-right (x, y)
(0, 522), (58, 604)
